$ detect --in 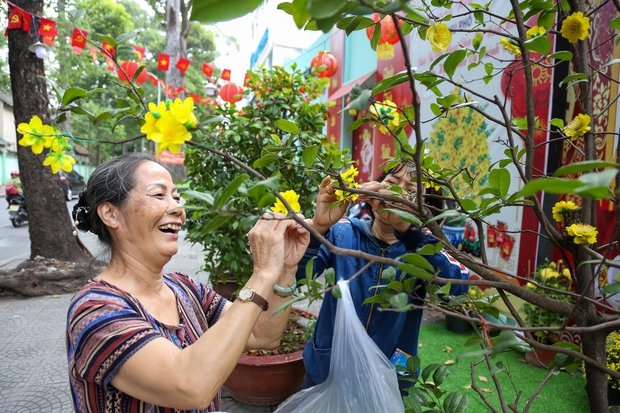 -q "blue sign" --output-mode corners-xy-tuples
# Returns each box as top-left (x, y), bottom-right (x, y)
(250, 28), (269, 69)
